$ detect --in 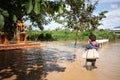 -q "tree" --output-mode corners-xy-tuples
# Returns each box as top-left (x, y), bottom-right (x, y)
(55, 0), (108, 47)
(0, 0), (64, 40)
